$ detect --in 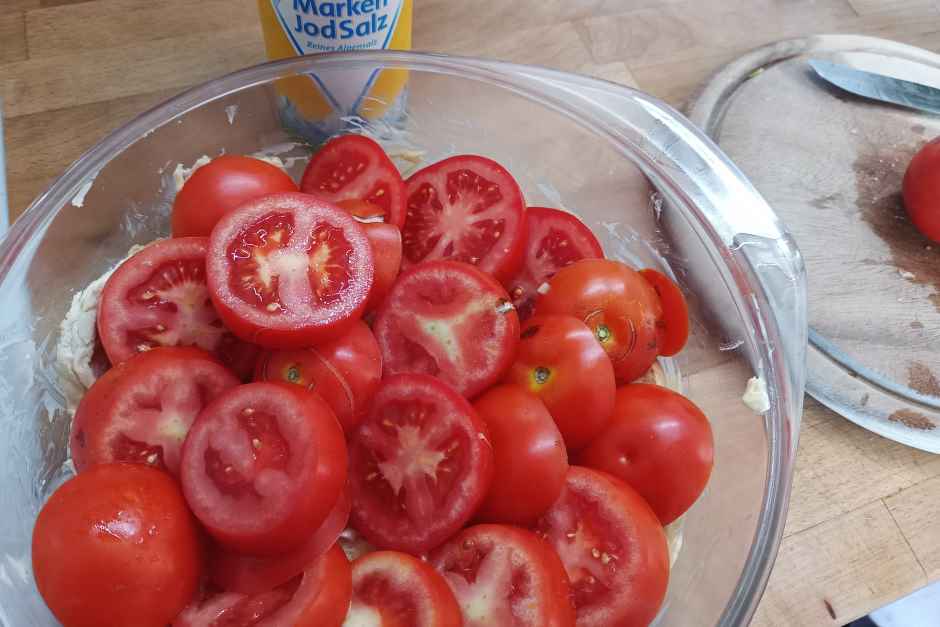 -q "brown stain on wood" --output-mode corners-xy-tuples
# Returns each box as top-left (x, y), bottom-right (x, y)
(888, 409), (936, 431)
(854, 148), (940, 312)
(823, 599), (836, 620)
(911, 320), (924, 330)
(909, 362), (940, 397)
